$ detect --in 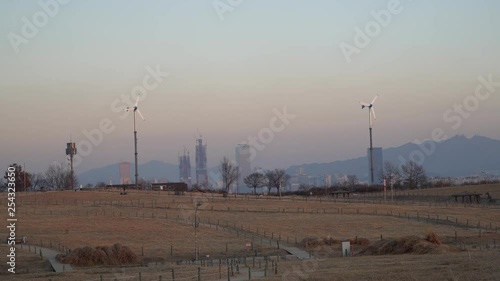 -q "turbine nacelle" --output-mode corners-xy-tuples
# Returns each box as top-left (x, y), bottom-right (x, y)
(124, 97), (145, 121)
